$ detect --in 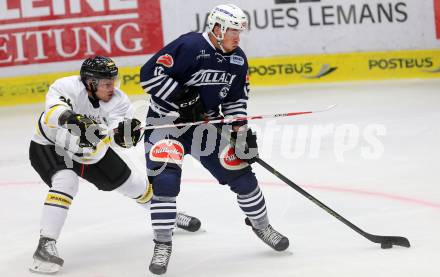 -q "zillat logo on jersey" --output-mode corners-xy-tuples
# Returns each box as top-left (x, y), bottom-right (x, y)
(185, 70), (237, 86)
(156, 54), (174, 68)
